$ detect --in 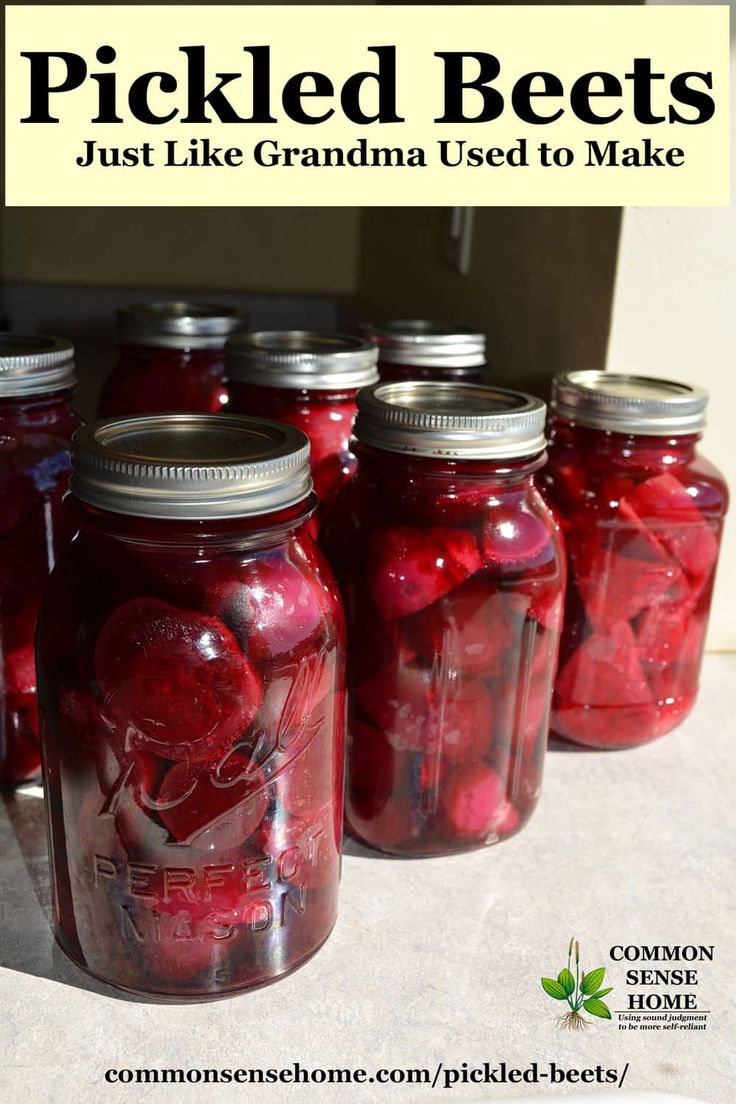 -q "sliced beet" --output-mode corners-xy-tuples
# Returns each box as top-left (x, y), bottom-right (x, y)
(355, 663), (493, 759)
(555, 621), (653, 709)
(401, 578), (515, 678)
(95, 597), (263, 763)
(622, 473), (719, 583)
(367, 525), (481, 619)
(552, 699), (662, 749)
(445, 763), (518, 840)
(570, 522), (681, 631)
